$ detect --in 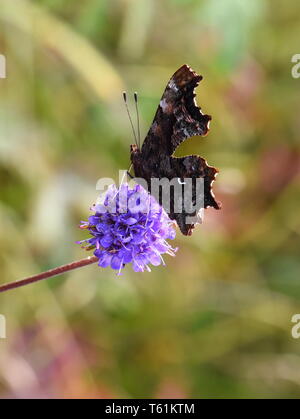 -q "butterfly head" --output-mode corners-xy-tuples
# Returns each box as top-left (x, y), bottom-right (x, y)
(130, 143), (140, 154)
(130, 143), (144, 176)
